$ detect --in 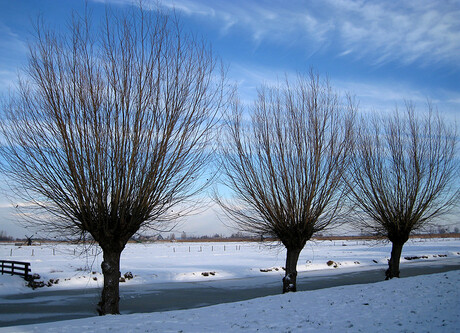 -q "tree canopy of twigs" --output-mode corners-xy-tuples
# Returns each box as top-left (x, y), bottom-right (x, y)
(0, 5), (226, 314)
(216, 72), (355, 293)
(347, 103), (459, 279)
